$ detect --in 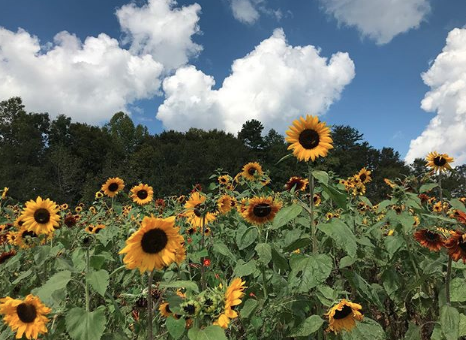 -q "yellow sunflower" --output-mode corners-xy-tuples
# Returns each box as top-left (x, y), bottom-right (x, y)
(20, 197), (60, 235)
(242, 197), (282, 225)
(1, 187), (8, 200)
(214, 278), (246, 329)
(130, 184), (154, 205)
(119, 216), (184, 273)
(358, 168), (372, 184)
(0, 294), (51, 339)
(285, 115), (333, 162)
(101, 177), (125, 198)
(159, 302), (172, 318)
(326, 299), (363, 334)
(241, 162), (263, 181)
(218, 175), (231, 185)
(95, 191), (103, 199)
(217, 195), (236, 215)
(184, 192), (216, 228)
(426, 151), (454, 173)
